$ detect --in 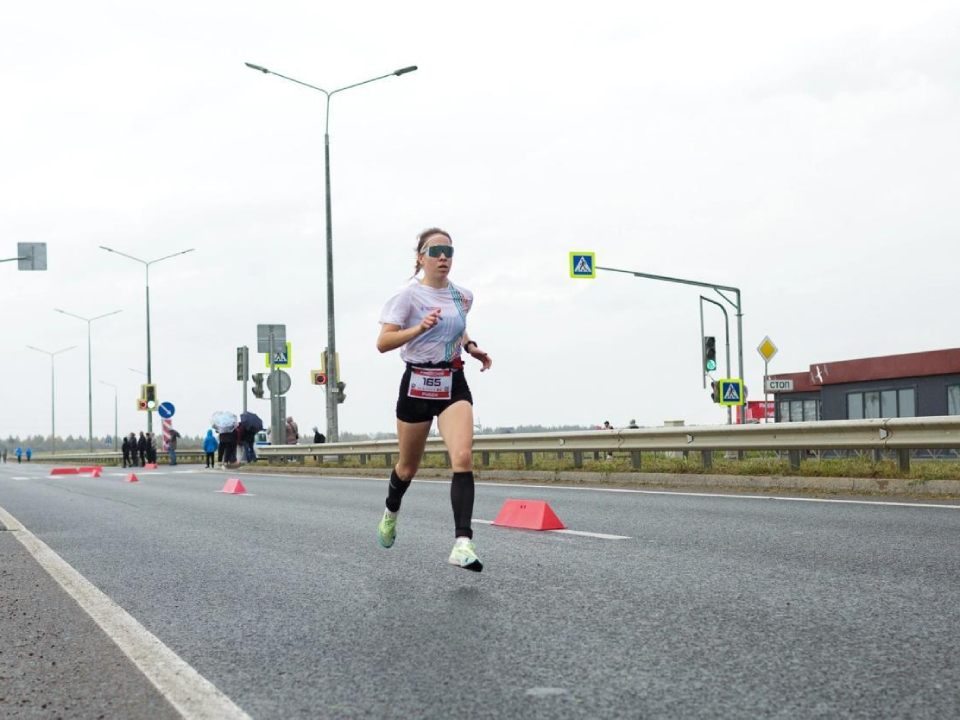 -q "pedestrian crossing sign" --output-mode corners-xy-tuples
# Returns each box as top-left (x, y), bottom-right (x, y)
(265, 342), (292, 368)
(569, 252), (596, 278)
(718, 378), (745, 406)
